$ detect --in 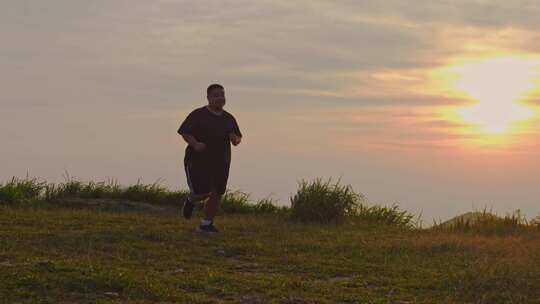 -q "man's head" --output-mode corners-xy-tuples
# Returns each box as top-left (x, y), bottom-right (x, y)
(207, 83), (225, 111)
